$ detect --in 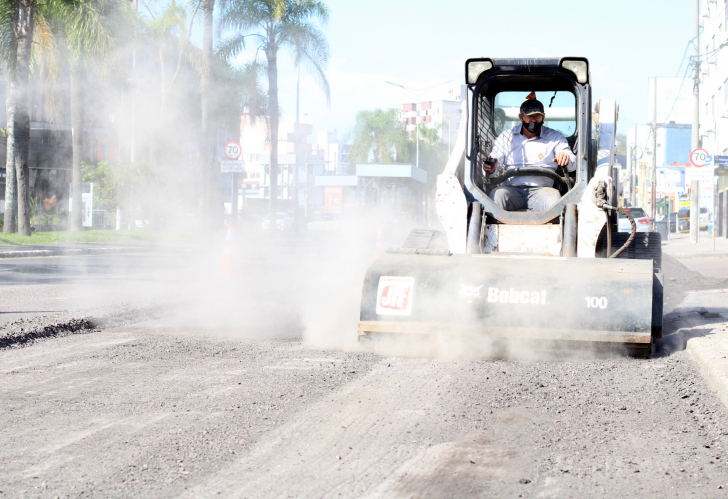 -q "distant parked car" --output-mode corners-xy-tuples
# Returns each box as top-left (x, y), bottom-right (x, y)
(618, 207), (651, 233)
(700, 207), (710, 230)
(676, 207), (710, 231)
